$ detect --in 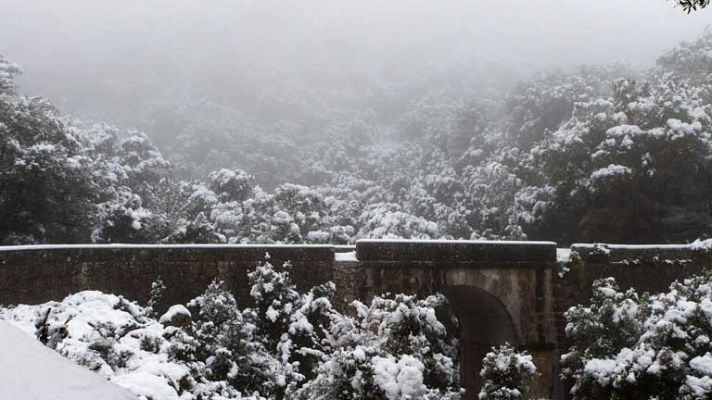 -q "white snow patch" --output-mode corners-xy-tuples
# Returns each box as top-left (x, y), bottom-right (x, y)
(335, 250), (357, 262)
(557, 248), (572, 263)
(158, 305), (191, 325)
(690, 353), (712, 376)
(112, 372), (179, 400)
(372, 355), (427, 400)
(0, 321), (136, 400)
(590, 164), (631, 181)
